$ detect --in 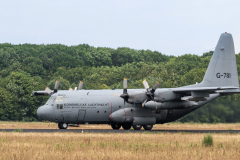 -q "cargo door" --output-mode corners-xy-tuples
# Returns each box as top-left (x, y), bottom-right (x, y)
(54, 104), (64, 122)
